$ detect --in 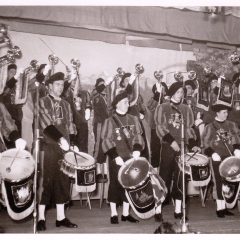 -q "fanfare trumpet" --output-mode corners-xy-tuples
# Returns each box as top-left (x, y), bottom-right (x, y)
(14, 60), (40, 105)
(0, 24), (7, 35)
(114, 67), (125, 80)
(0, 46), (21, 67)
(135, 63), (144, 75)
(70, 58), (82, 110)
(44, 54), (58, 83)
(154, 70), (163, 81)
(0, 35), (11, 45)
